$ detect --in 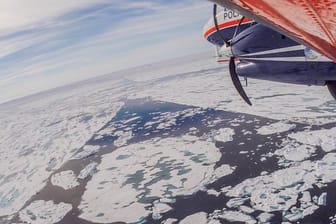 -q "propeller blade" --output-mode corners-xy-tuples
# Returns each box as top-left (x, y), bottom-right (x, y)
(213, 4), (229, 46)
(327, 81), (336, 99)
(233, 16), (245, 39)
(229, 57), (252, 105)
